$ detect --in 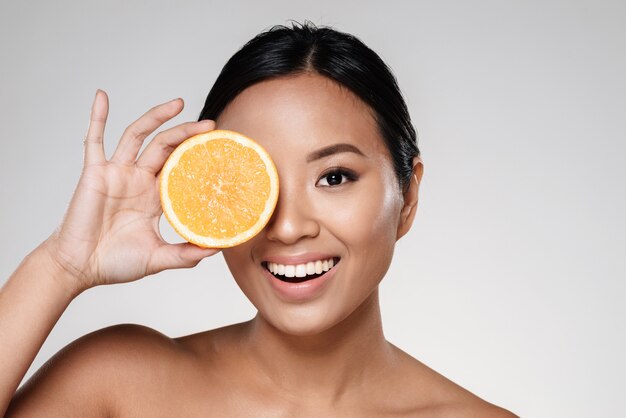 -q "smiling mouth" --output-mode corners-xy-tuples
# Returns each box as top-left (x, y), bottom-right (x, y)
(262, 257), (340, 283)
